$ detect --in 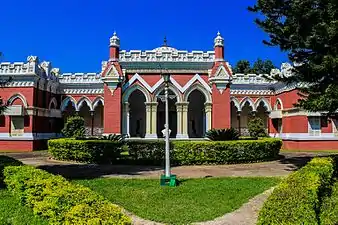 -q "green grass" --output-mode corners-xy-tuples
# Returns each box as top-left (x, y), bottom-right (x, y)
(75, 177), (280, 224)
(0, 189), (48, 225)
